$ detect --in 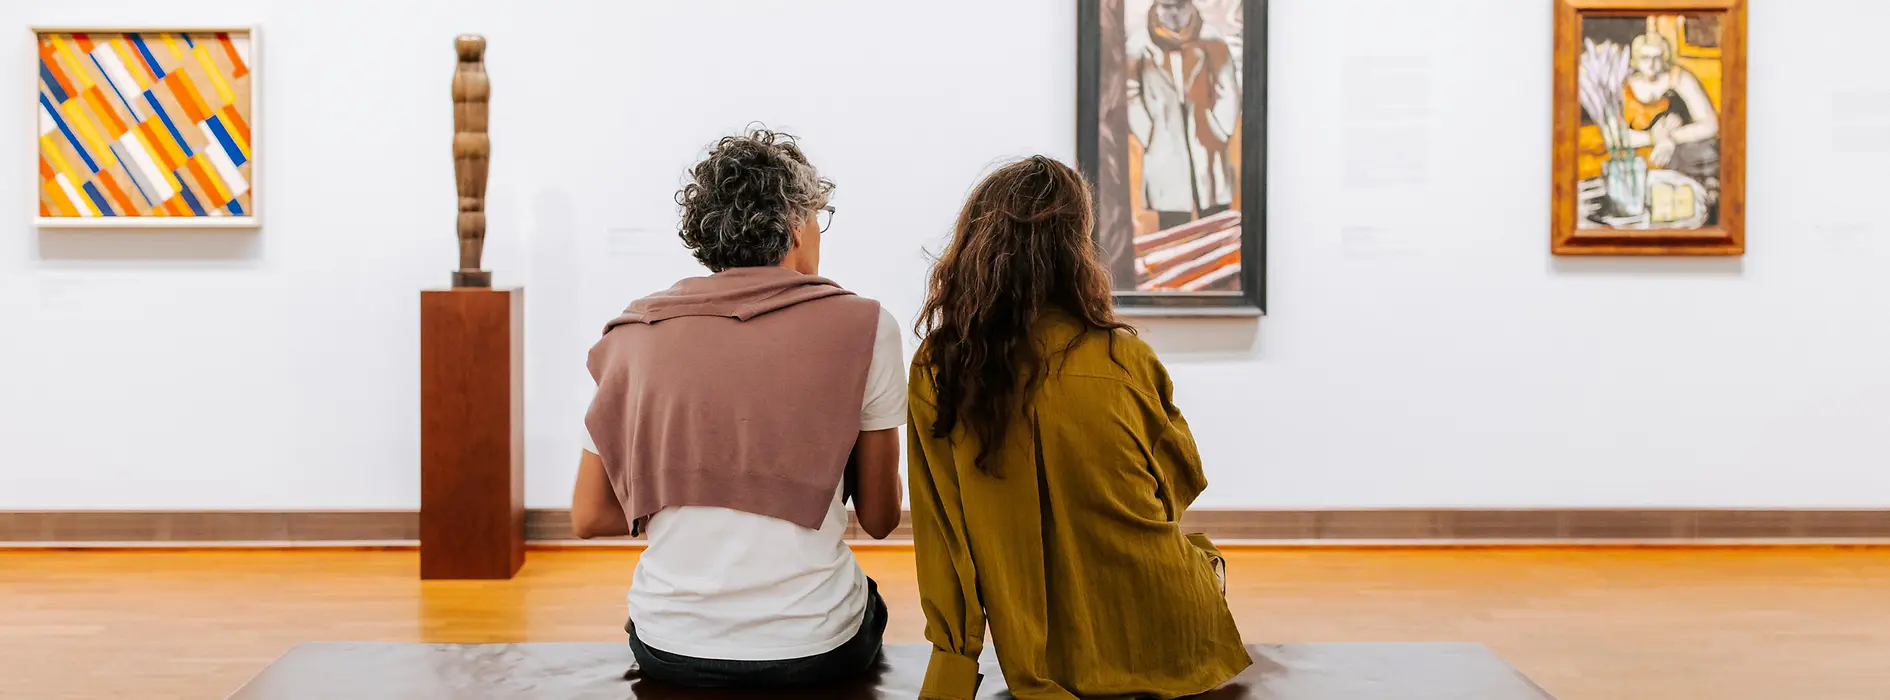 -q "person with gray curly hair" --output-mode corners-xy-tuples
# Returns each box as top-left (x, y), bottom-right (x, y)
(676, 130), (835, 273)
(570, 128), (905, 689)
